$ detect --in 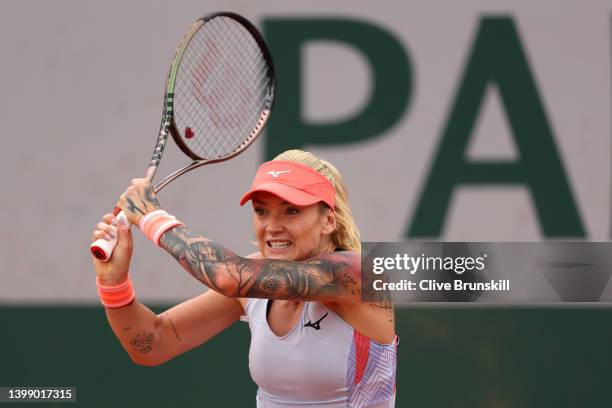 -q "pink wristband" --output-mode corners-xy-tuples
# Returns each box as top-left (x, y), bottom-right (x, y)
(152, 219), (183, 246)
(146, 214), (175, 238)
(138, 210), (184, 247)
(139, 209), (168, 235)
(96, 276), (136, 308)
